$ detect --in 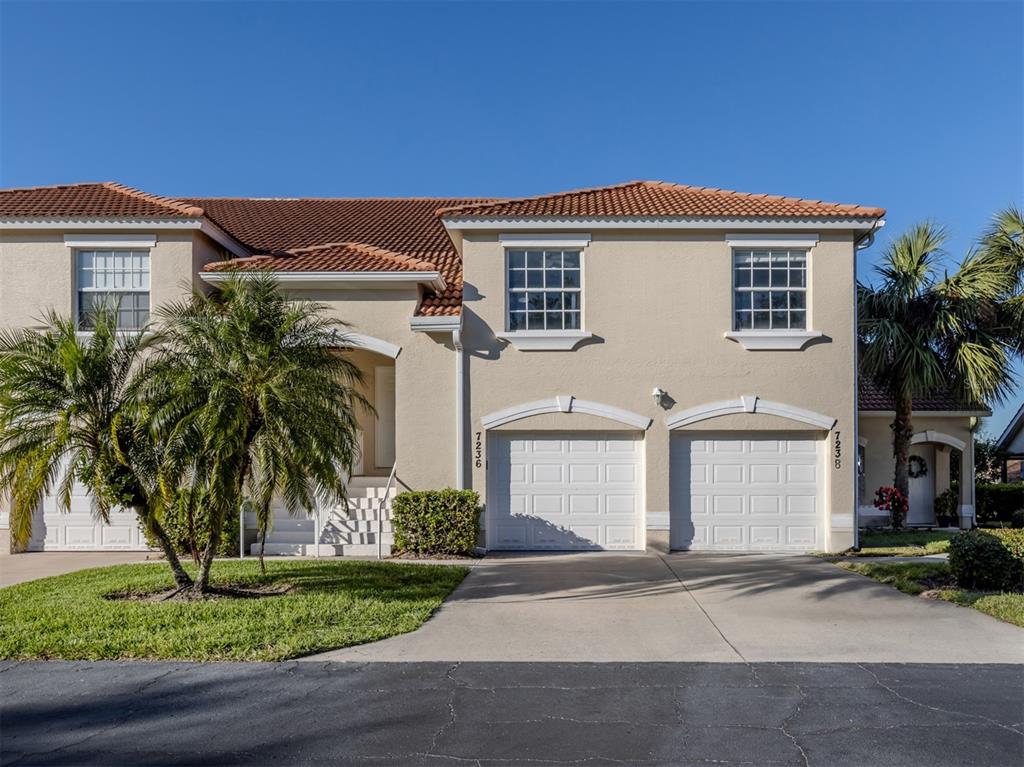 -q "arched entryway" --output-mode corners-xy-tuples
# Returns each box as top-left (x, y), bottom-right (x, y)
(907, 431), (966, 527)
